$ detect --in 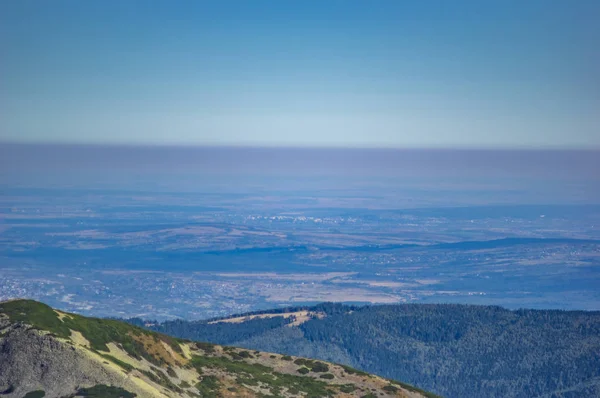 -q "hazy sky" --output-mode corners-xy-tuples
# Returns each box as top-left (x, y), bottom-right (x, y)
(1, 1), (599, 148)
